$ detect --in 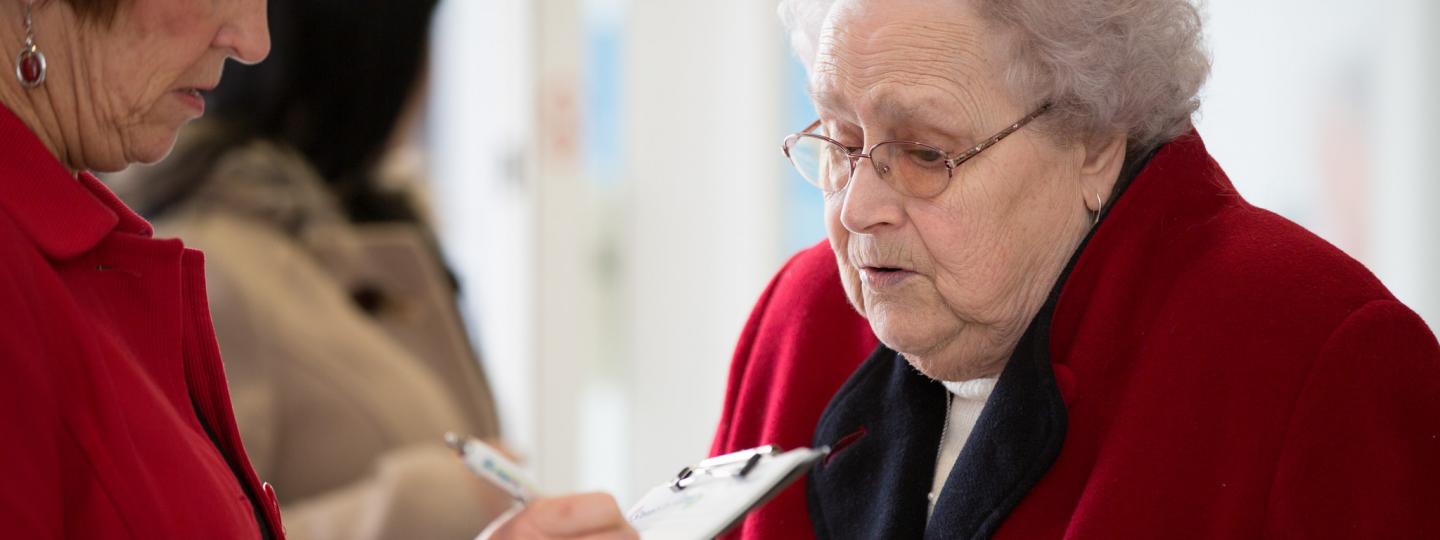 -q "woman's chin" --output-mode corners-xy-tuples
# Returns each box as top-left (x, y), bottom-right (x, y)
(126, 135), (183, 168)
(899, 347), (1003, 382)
(873, 319), (1005, 381)
(869, 312), (949, 364)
